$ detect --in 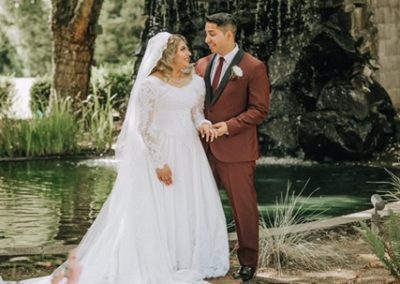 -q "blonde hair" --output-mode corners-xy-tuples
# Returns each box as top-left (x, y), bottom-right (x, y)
(151, 34), (192, 77)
